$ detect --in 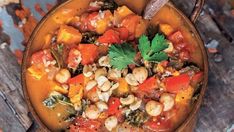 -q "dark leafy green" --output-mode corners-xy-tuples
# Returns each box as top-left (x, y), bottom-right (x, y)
(43, 91), (72, 108)
(81, 31), (100, 44)
(51, 44), (68, 68)
(125, 110), (148, 127)
(101, 0), (118, 12)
